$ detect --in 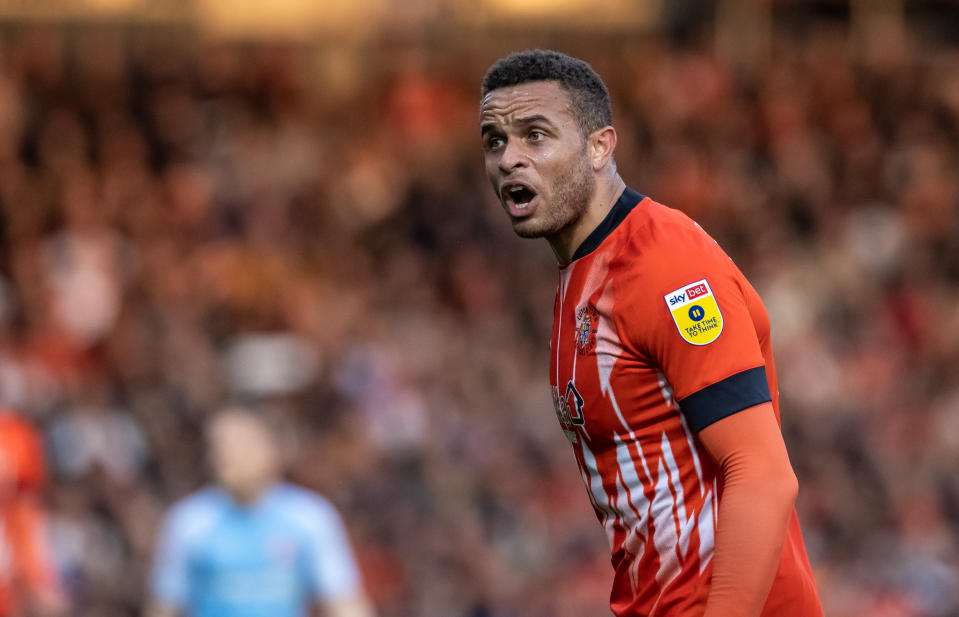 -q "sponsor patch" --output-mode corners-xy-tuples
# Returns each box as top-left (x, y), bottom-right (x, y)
(663, 278), (724, 345)
(552, 381), (585, 443)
